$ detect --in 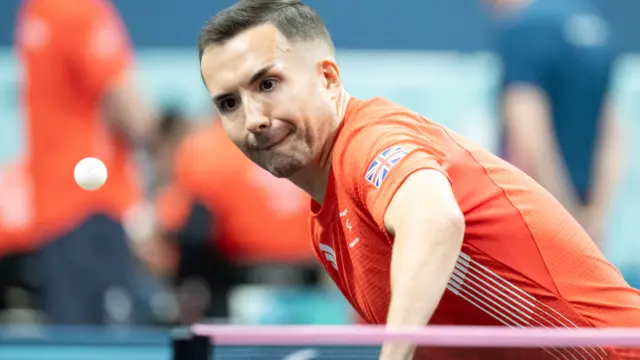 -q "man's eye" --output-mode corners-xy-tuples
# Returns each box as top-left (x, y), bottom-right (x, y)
(259, 78), (277, 92)
(219, 98), (239, 112)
